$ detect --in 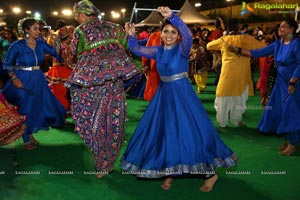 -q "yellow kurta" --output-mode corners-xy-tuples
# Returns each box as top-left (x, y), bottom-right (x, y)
(207, 35), (265, 97)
